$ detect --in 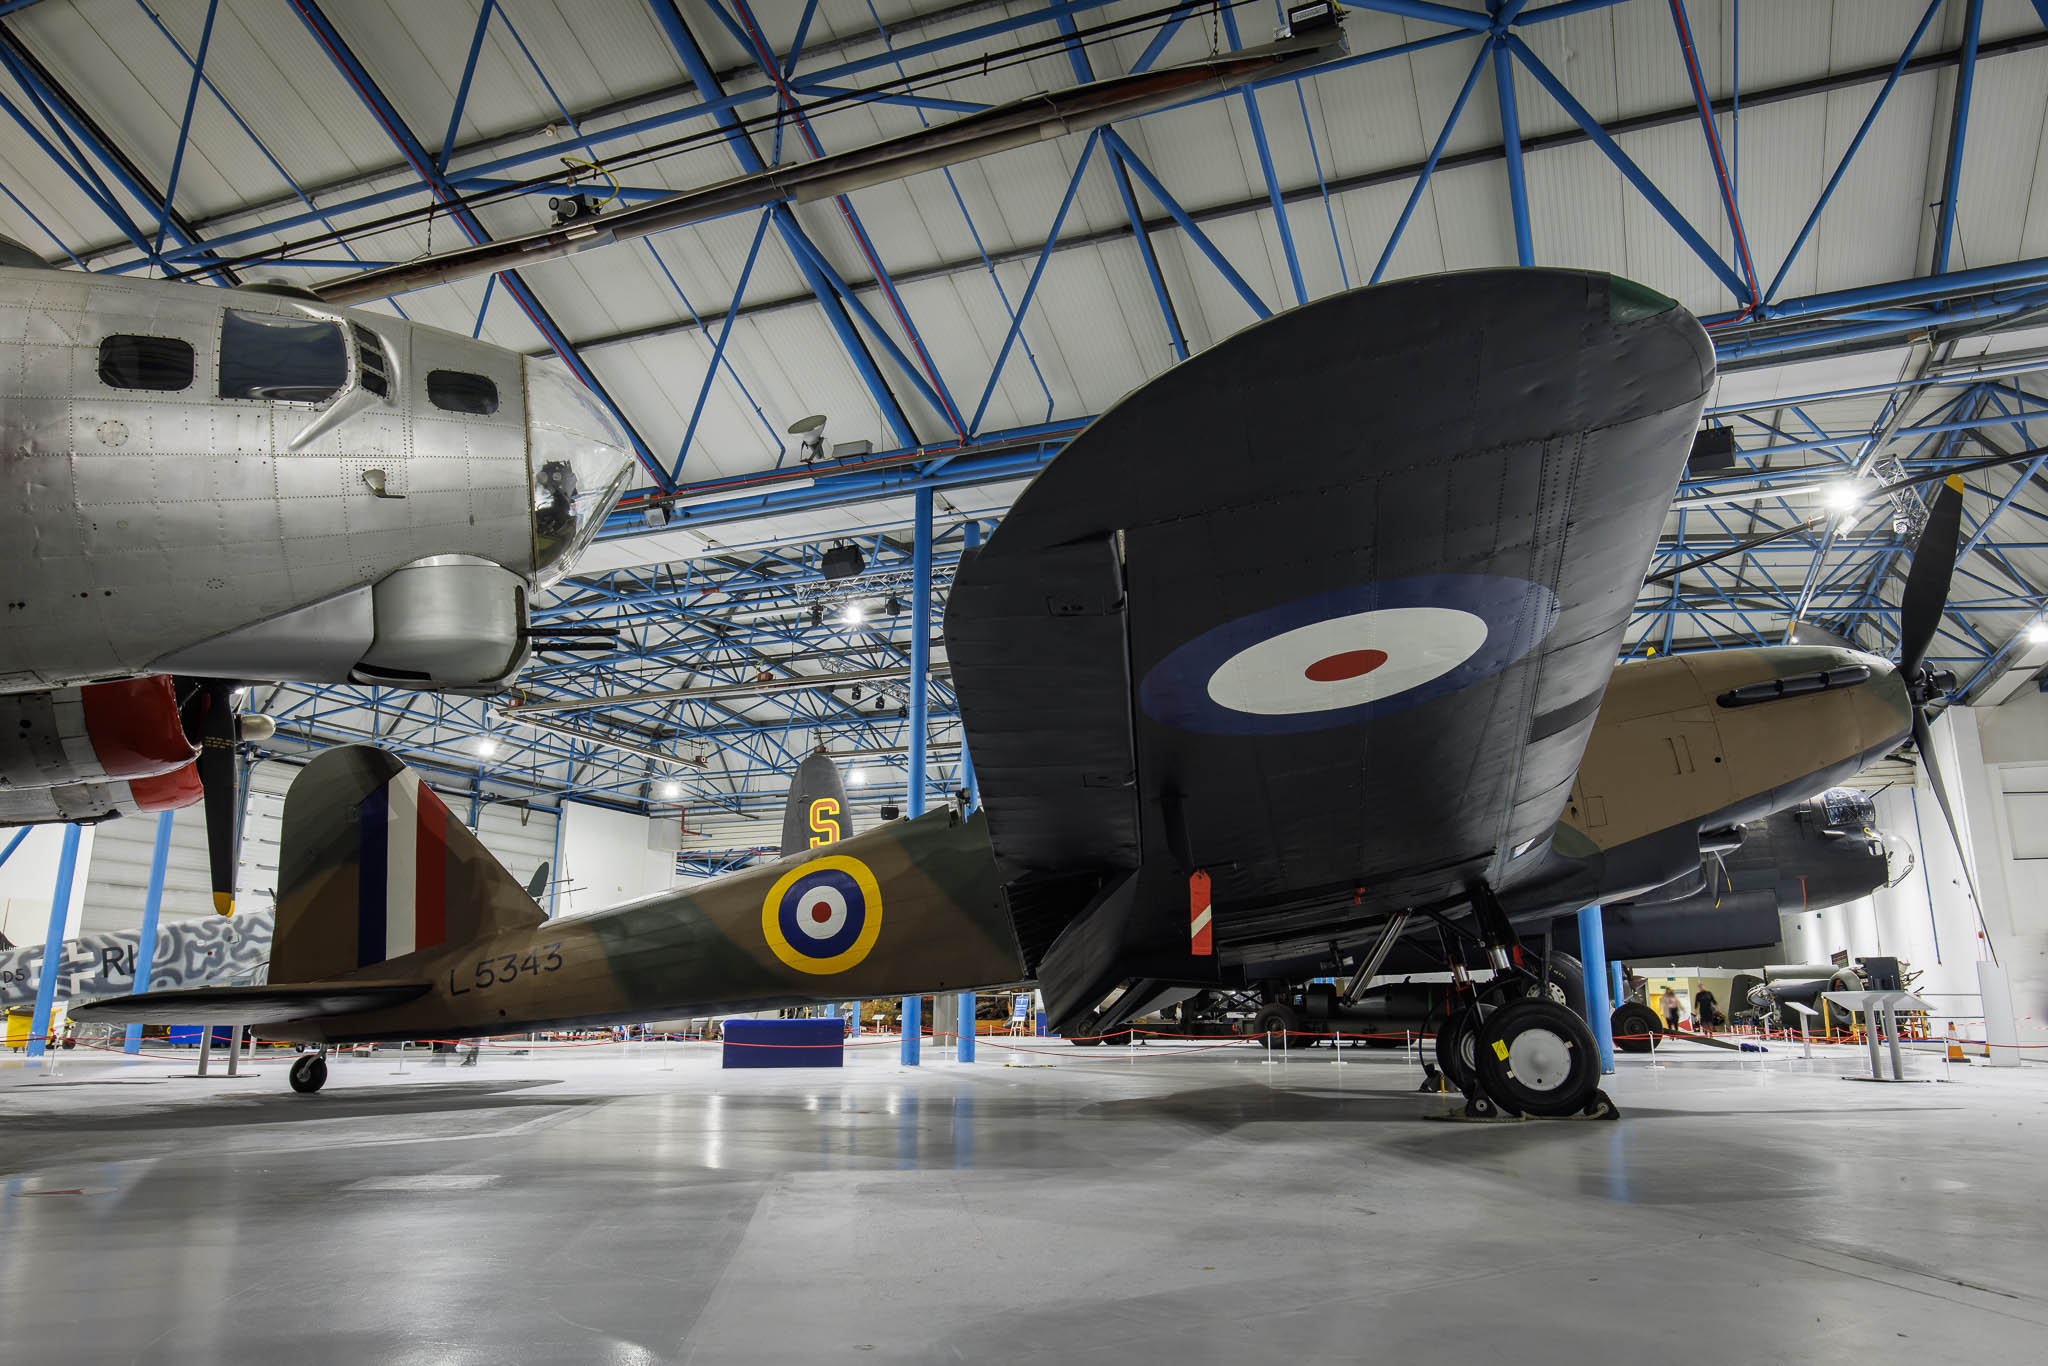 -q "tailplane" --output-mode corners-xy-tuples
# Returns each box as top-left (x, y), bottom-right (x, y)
(780, 749), (854, 857)
(271, 746), (544, 983)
